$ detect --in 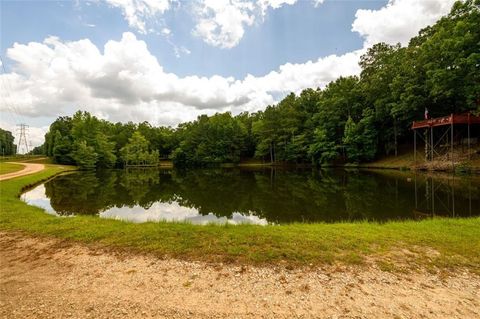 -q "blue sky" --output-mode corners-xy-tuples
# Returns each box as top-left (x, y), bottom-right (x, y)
(1, 0), (384, 78)
(0, 0), (456, 149)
